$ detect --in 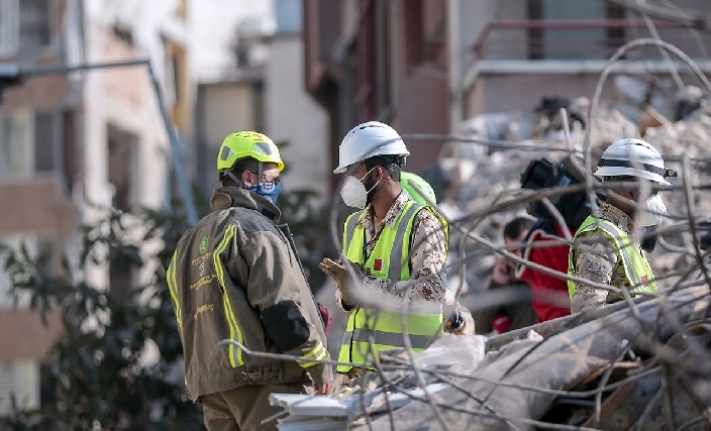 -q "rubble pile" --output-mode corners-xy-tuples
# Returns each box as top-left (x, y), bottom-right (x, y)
(289, 78), (711, 430)
(438, 80), (711, 292)
(273, 286), (711, 430)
